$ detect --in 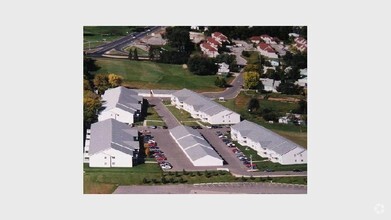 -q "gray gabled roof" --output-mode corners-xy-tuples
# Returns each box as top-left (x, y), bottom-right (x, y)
(172, 89), (233, 116)
(231, 120), (305, 155)
(101, 86), (142, 114)
(89, 119), (139, 156)
(170, 125), (222, 162)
